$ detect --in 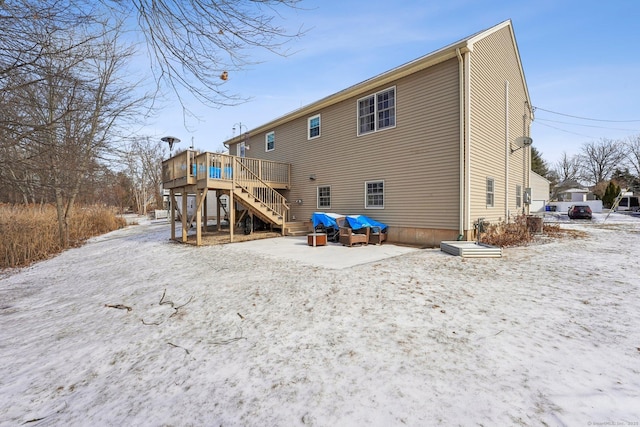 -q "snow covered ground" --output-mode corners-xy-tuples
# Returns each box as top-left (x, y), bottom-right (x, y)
(1, 213), (639, 426)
